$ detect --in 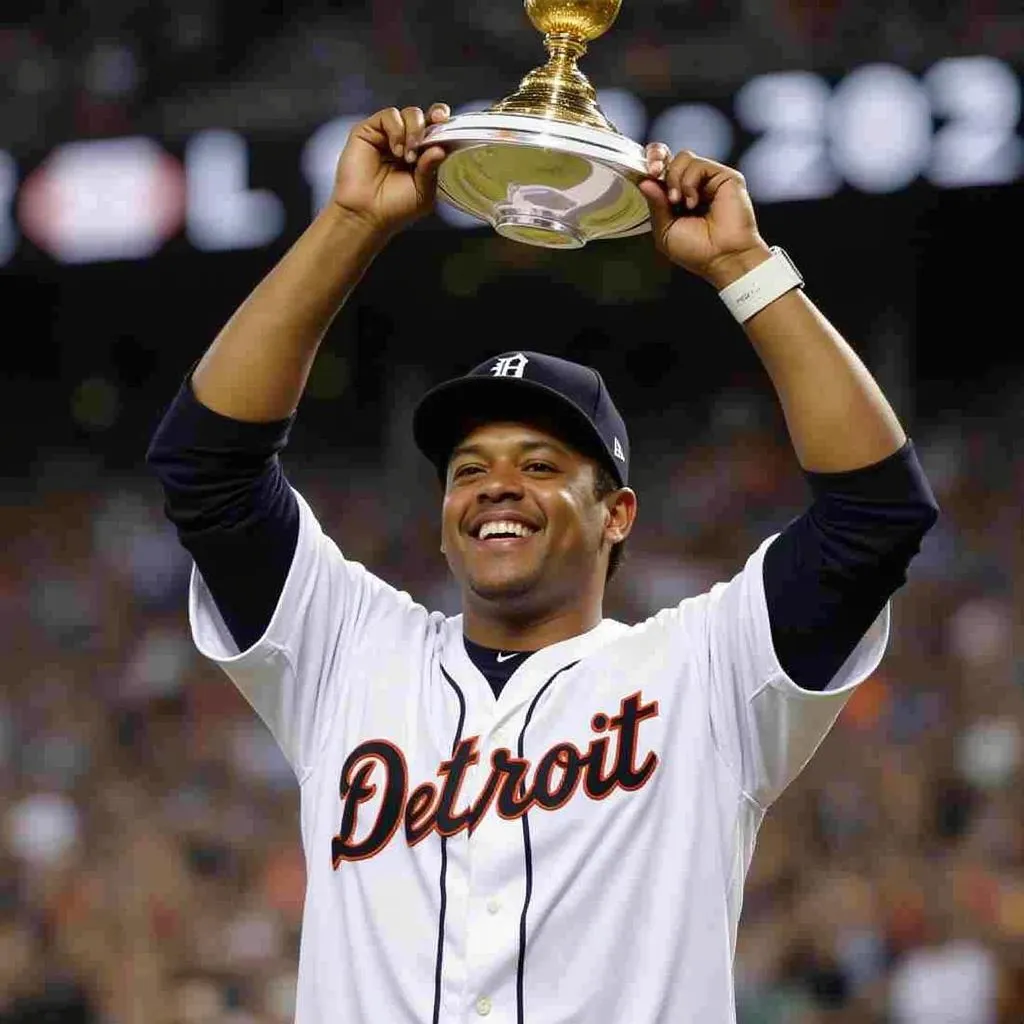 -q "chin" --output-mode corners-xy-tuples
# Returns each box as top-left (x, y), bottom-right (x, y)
(466, 568), (544, 606)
